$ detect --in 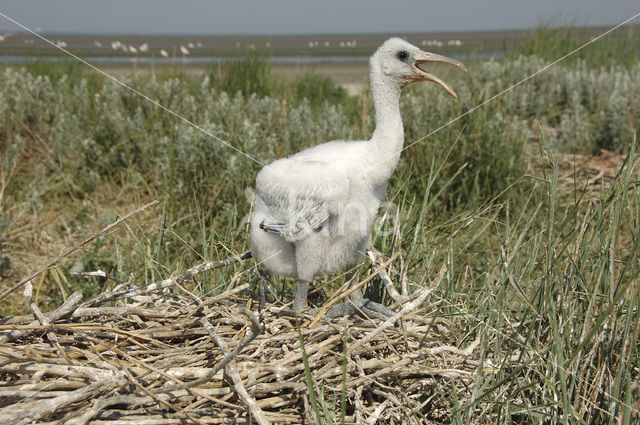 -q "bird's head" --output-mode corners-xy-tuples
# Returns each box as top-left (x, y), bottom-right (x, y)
(371, 37), (466, 98)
